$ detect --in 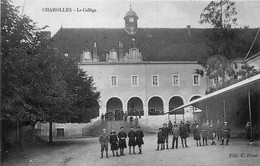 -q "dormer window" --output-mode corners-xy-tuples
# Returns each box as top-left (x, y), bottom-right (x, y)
(107, 49), (118, 62)
(82, 50), (92, 62)
(110, 49), (117, 59)
(131, 48), (138, 58)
